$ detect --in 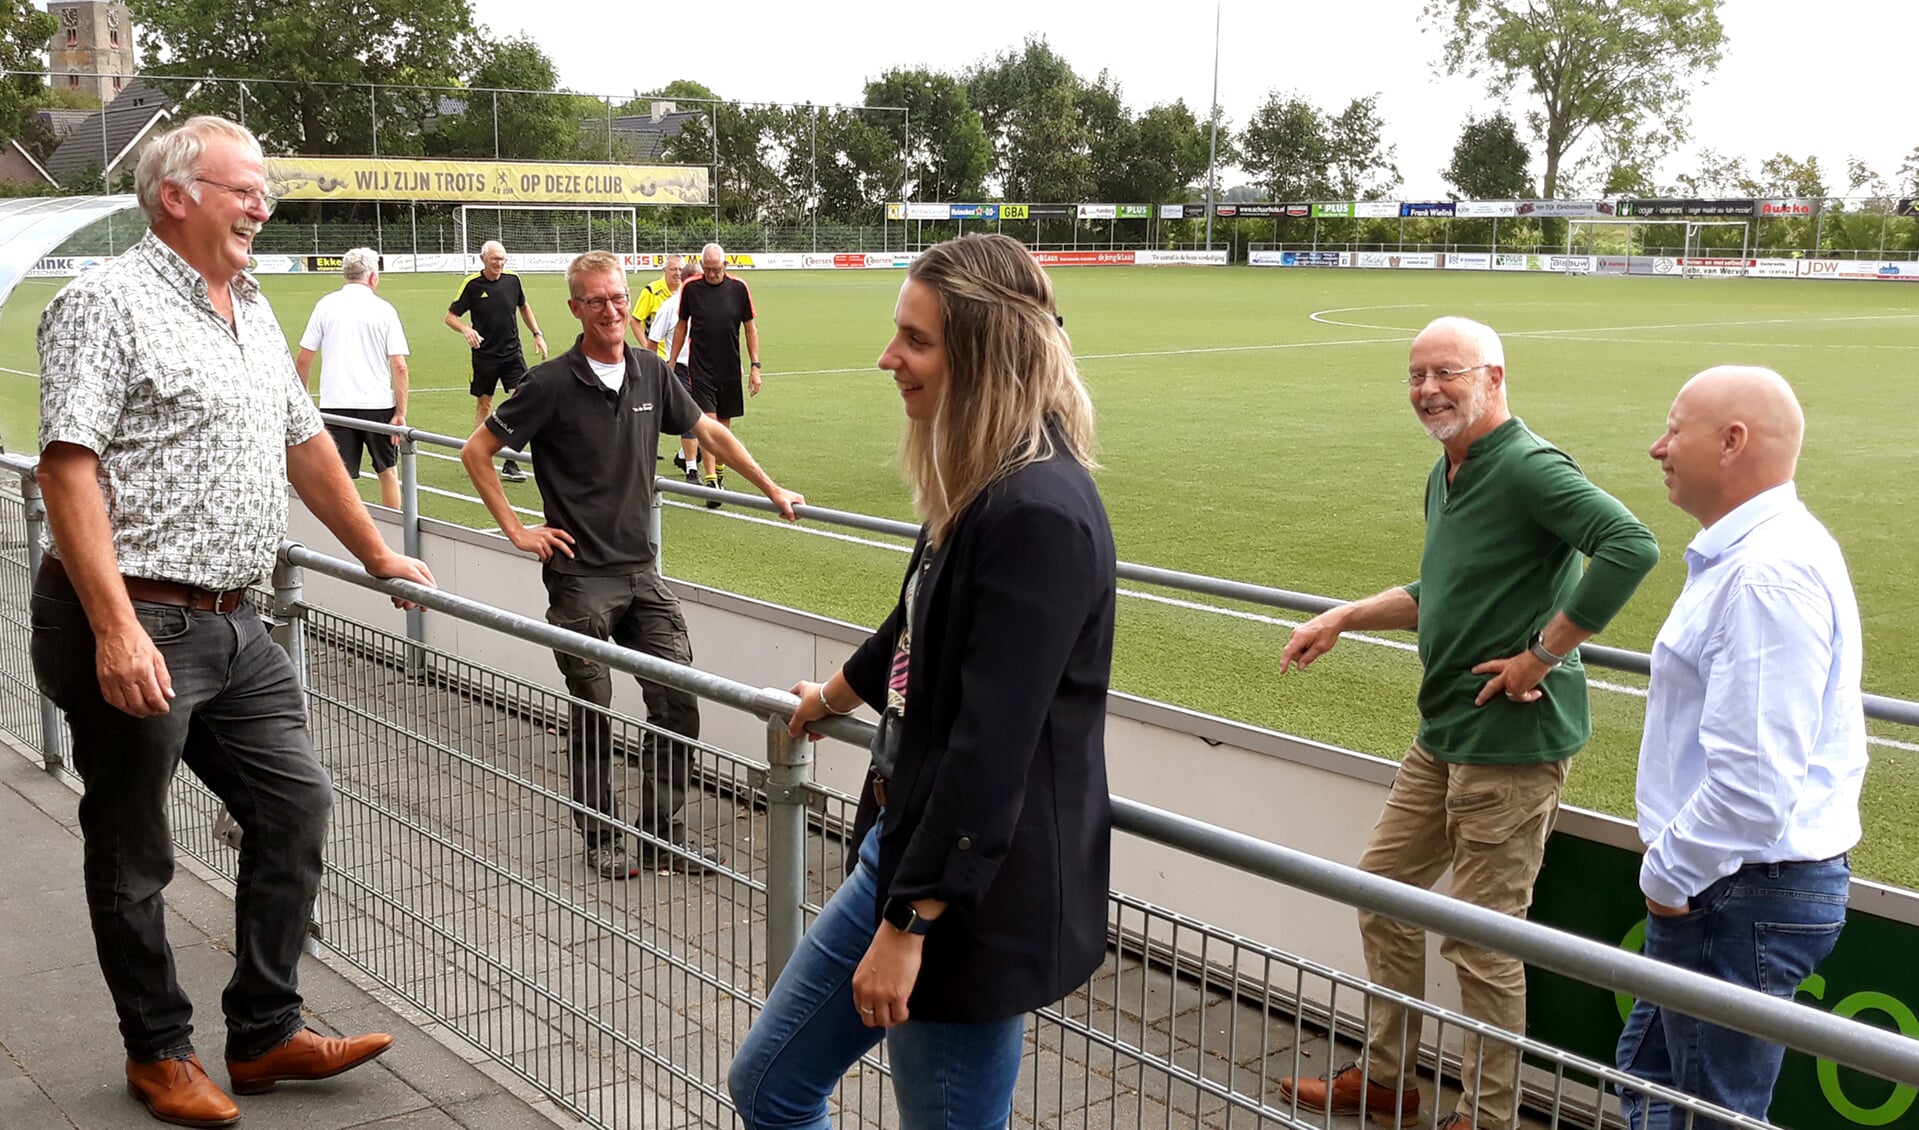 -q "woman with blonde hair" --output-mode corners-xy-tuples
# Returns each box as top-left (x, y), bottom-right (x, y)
(727, 234), (1118, 1129)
